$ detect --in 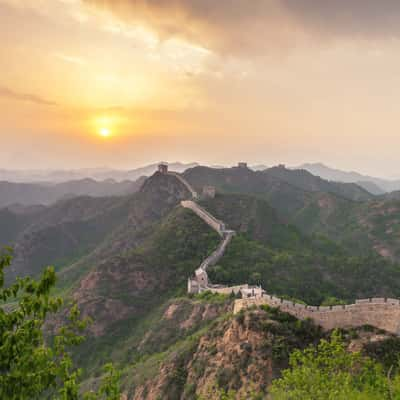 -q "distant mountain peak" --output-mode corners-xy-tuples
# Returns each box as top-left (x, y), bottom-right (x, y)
(297, 163), (400, 193)
(0, 162), (200, 183)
